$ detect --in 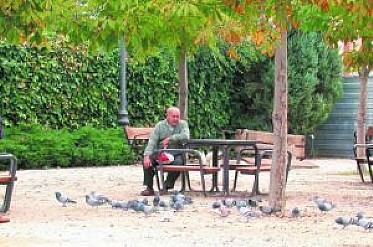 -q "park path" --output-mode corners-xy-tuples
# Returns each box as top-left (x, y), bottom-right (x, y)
(0, 158), (372, 247)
